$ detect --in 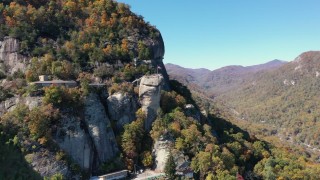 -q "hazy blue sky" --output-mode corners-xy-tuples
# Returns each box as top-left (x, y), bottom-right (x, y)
(118, 0), (320, 70)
